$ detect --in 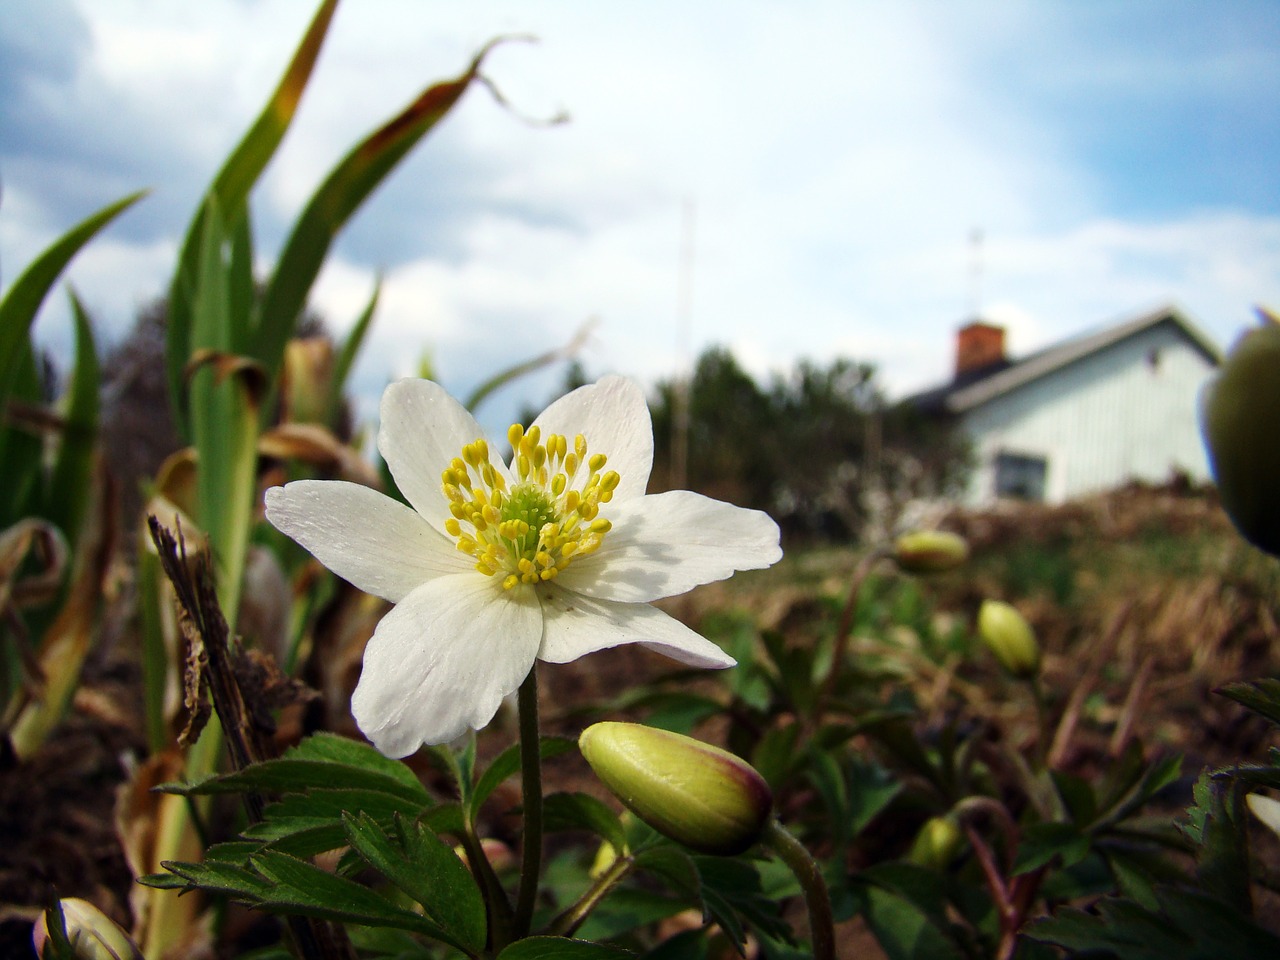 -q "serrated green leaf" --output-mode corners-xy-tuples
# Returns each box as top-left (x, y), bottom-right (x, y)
(1028, 886), (1280, 960)
(152, 858), (274, 900)
(250, 849), (456, 942)
(805, 748), (852, 848)
(205, 840), (262, 864)
(694, 856), (790, 948)
(470, 736), (574, 818)
(495, 937), (635, 960)
(852, 876), (967, 960)
(262, 786), (428, 823)
(634, 846), (700, 893)
(1218, 678), (1280, 727)
(751, 722), (801, 788)
(1195, 776), (1251, 913)
(242, 817), (349, 857)
(543, 792), (627, 854)
(343, 811), (485, 953)
(160, 732), (429, 804)
(1013, 822), (1091, 876)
